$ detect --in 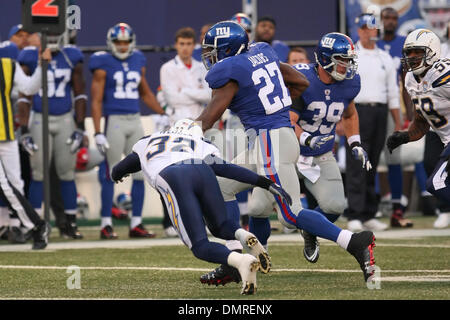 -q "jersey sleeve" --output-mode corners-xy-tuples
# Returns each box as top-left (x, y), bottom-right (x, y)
(133, 50), (147, 69)
(349, 73), (361, 100)
(88, 51), (108, 72)
(205, 57), (239, 89)
(64, 46), (84, 66)
(17, 47), (38, 73)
